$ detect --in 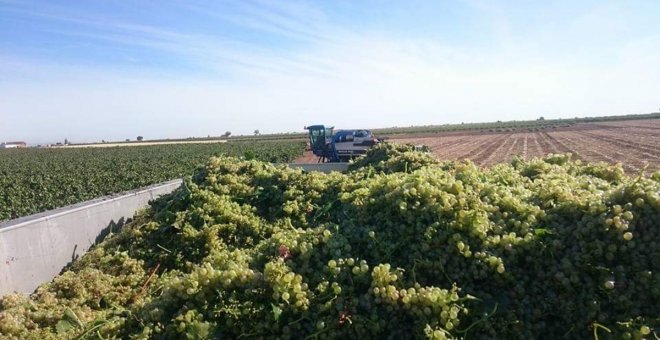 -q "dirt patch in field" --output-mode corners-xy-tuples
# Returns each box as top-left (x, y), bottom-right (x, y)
(392, 120), (660, 173)
(294, 151), (321, 163)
